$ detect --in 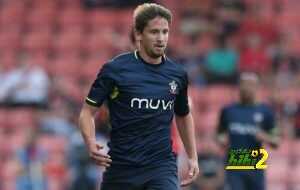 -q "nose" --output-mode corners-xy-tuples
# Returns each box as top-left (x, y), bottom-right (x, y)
(157, 31), (164, 42)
